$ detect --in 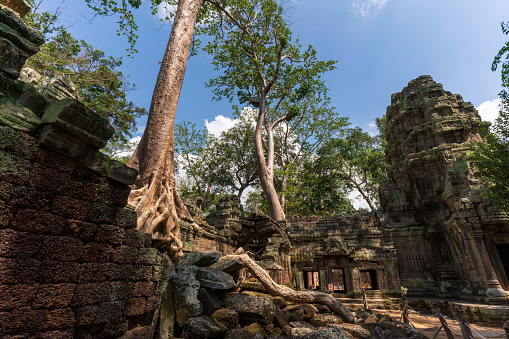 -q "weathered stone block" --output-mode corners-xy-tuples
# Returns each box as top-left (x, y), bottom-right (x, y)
(74, 305), (98, 326)
(80, 242), (114, 263)
(115, 207), (137, 229)
(224, 294), (276, 325)
(137, 247), (159, 265)
(78, 263), (112, 283)
(131, 265), (152, 282)
(33, 283), (75, 309)
(123, 297), (146, 317)
(38, 235), (82, 262)
(197, 267), (235, 291)
(86, 202), (116, 224)
(181, 316), (228, 339)
(0, 125), (38, 159)
(108, 281), (129, 302)
(10, 209), (67, 235)
(38, 260), (80, 284)
(0, 283), (38, 310)
(64, 220), (97, 240)
(176, 250), (221, 268)
(109, 264), (133, 281)
(0, 257), (40, 284)
(94, 224), (125, 245)
(79, 150), (137, 186)
(71, 282), (110, 307)
(0, 307), (47, 334)
(51, 195), (91, 220)
(0, 151), (31, 185)
(30, 163), (70, 193)
(129, 281), (155, 298)
(0, 228), (43, 258)
(113, 245), (138, 264)
(125, 228), (152, 248)
(35, 148), (76, 174)
(9, 185), (54, 211)
(152, 264), (169, 282)
(43, 307), (75, 331)
(94, 301), (124, 324)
